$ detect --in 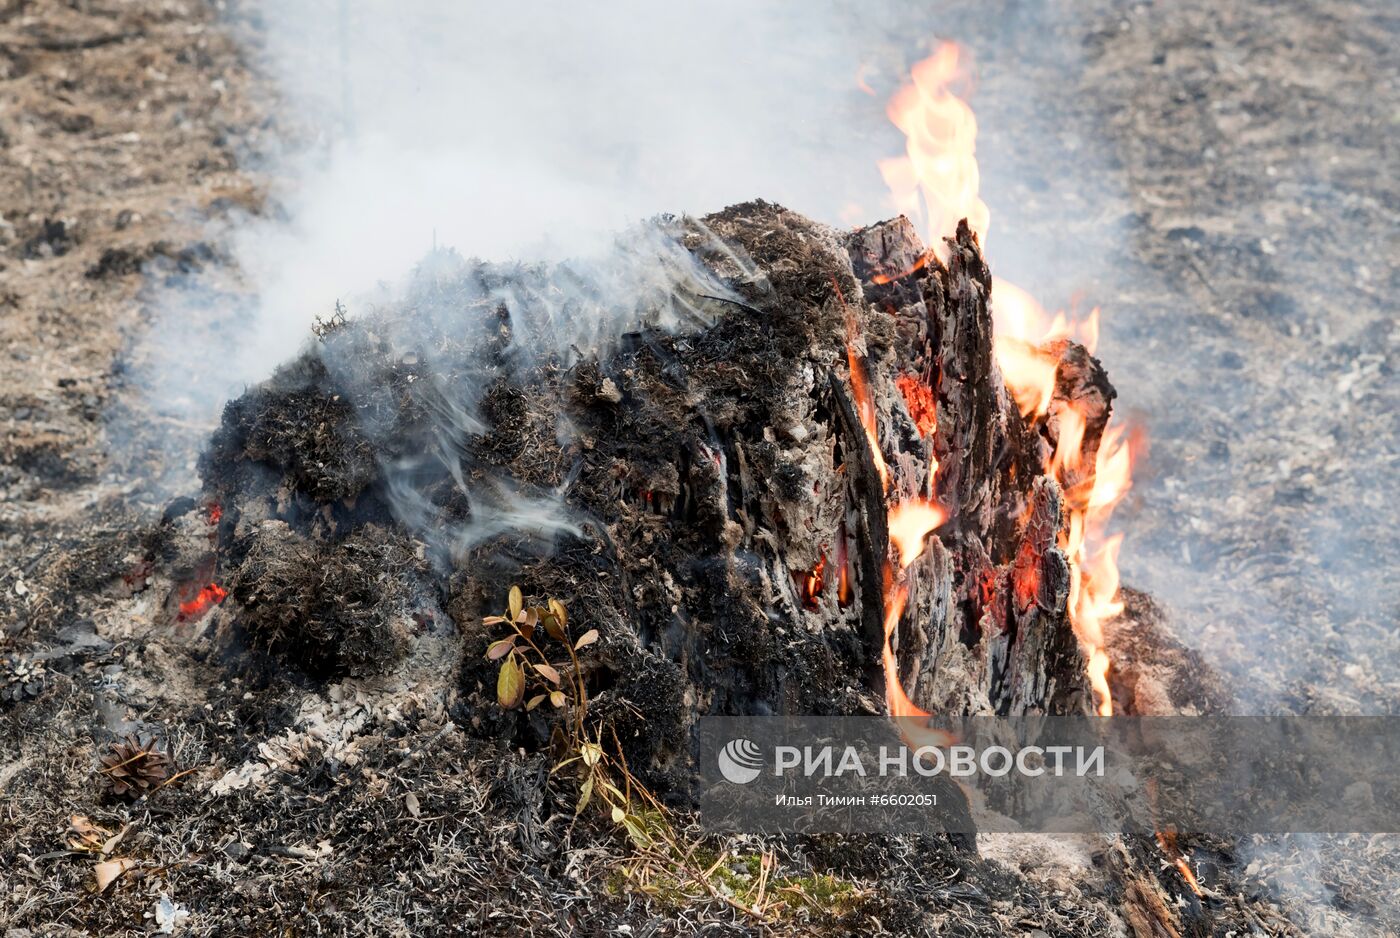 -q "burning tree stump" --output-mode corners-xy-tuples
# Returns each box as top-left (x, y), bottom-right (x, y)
(131, 200), (1277, 935)
(846, 215), (1098, 720)
(177, 201), (1127, 786)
